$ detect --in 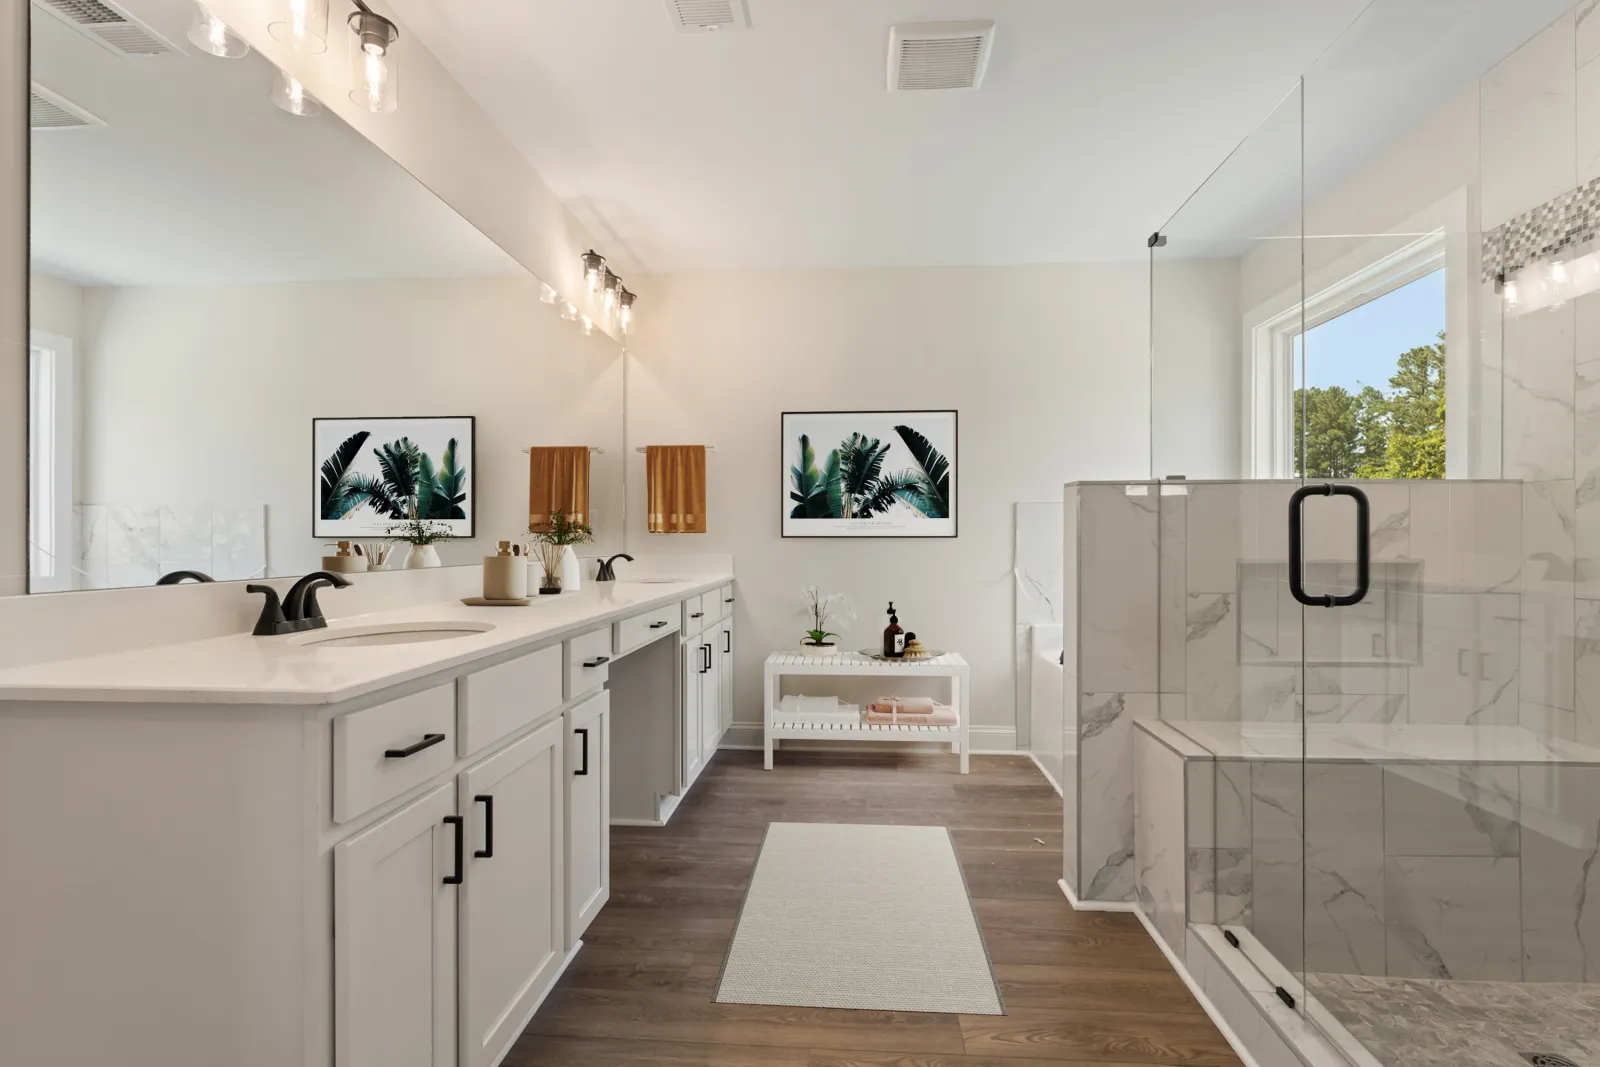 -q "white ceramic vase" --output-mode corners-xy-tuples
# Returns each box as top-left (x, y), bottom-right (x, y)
(560, 546), (581, 592)
(403, 543), (441, 569)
